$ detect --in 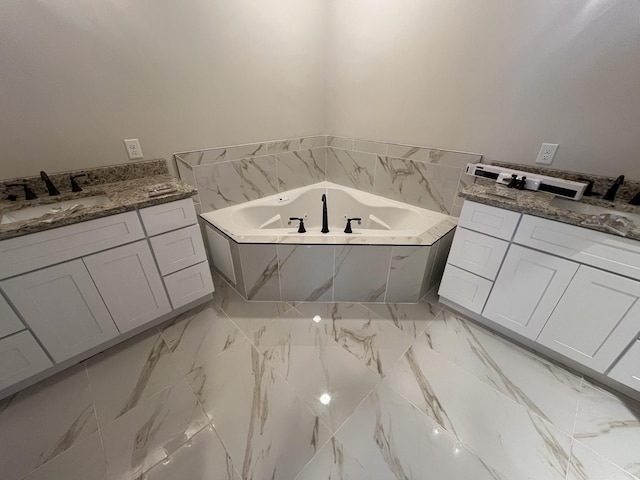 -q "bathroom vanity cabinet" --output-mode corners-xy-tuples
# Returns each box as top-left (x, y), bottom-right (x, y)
(440, 200), (640, 396)
(0, 198), (213, 397)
